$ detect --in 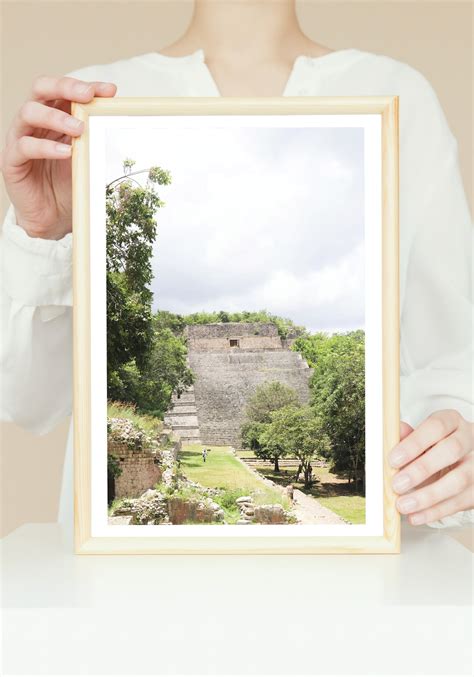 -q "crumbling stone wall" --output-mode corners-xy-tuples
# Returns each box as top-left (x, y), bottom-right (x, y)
(108, 442), (163, 499)
(168, 496), (224, 524)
